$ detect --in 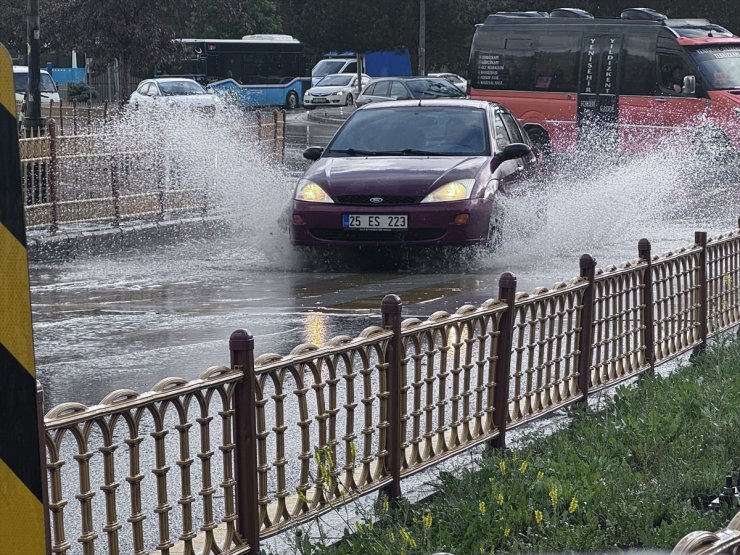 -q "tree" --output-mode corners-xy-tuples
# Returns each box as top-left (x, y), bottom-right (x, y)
(41, 0), (195, 99)
(0, 0), (27, 57)
(186, 0), (282, 39)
